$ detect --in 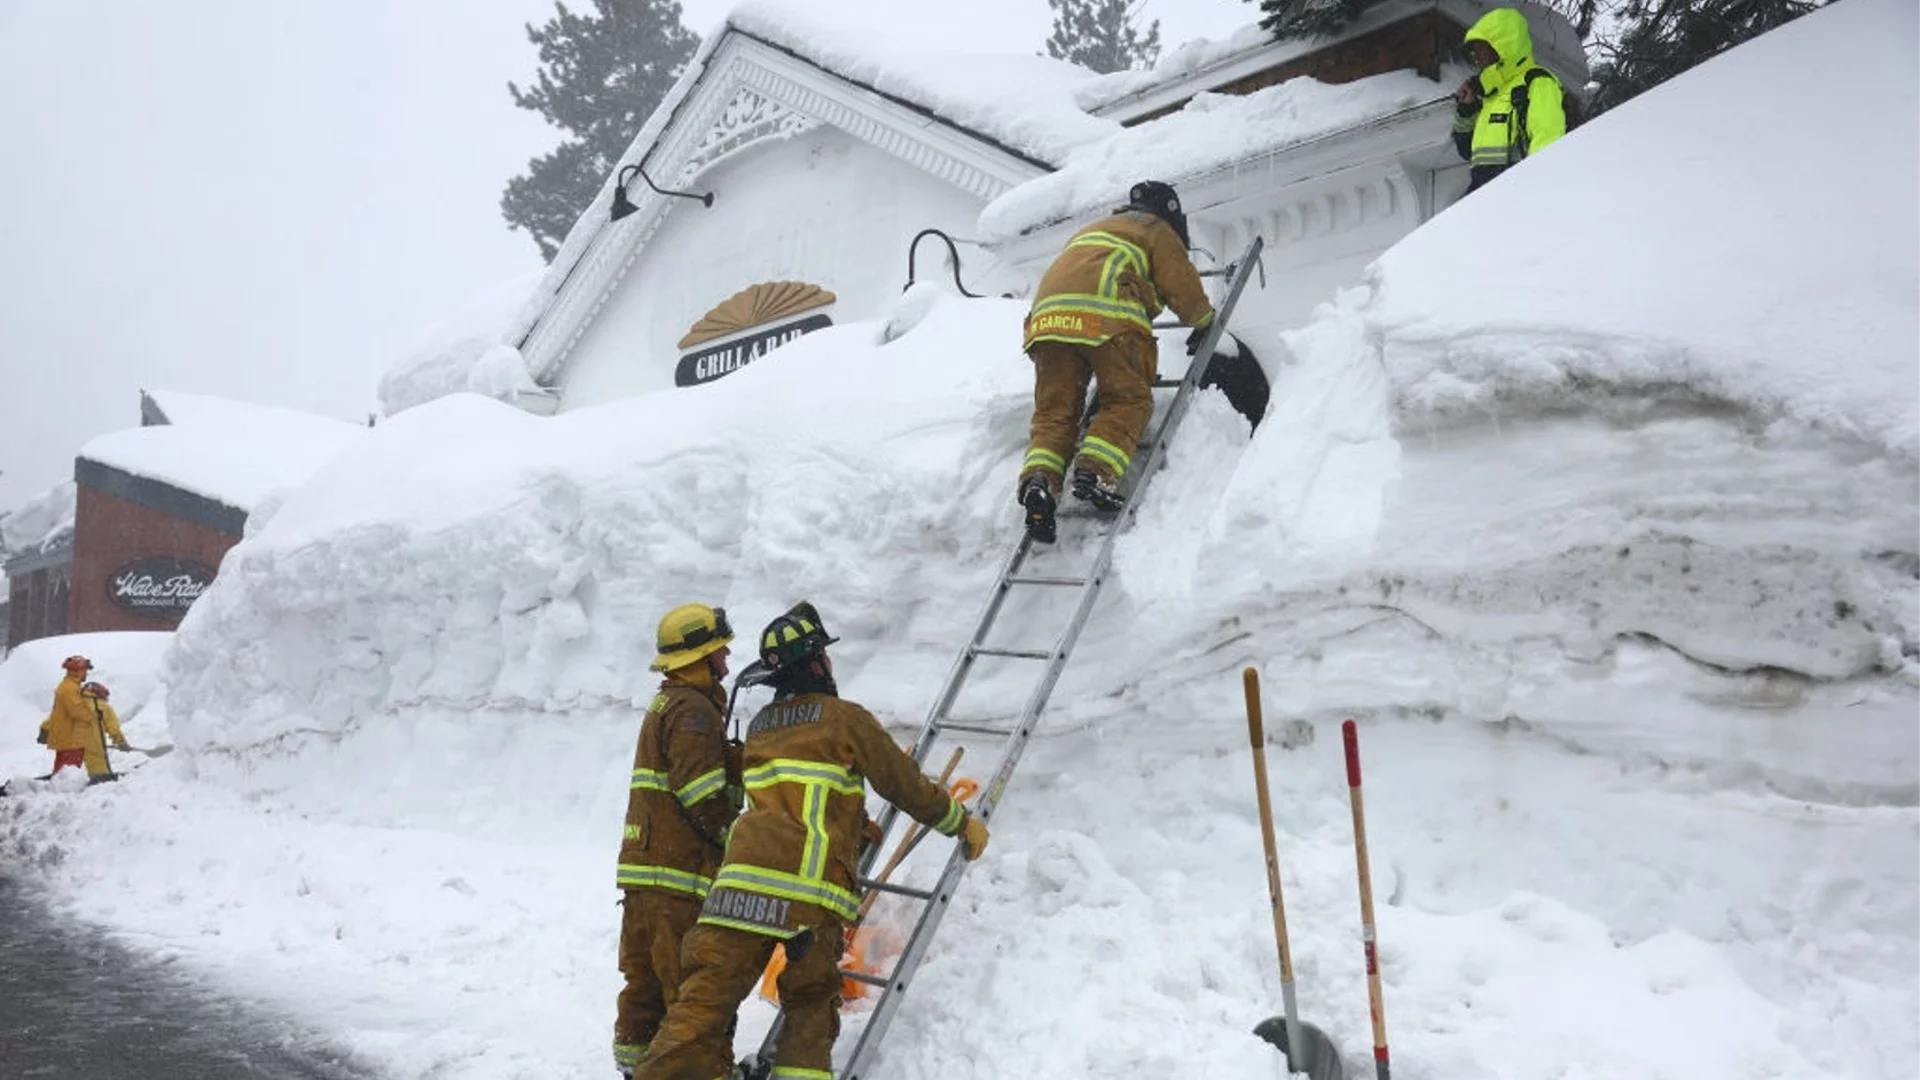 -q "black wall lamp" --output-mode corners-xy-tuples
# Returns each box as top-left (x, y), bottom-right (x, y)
(610, 162), (715, 221)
